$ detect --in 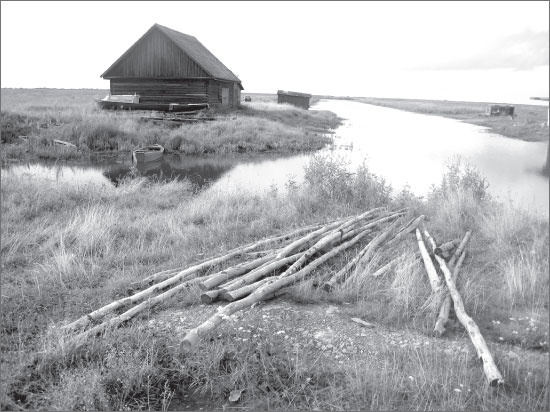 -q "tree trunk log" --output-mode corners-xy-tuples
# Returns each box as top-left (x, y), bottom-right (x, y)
(70, 278), (201, 346)
(180, 227), (373, 351)
(385, 215), (425, 248)
(371, 255), (401, 278)
(349, 217), (404, 280)
(198, 254), (274, 290)
(424, 229), (503, 387)
(416, 228), (443, 293)
(434, 238), (460, 260)
(274, 207), (384, 259)
(448, 230), (472, 268)
(220, 277), (273, 302)
(62, 241), (272, 332)
(219, 253), (303, 293)
(433, 249), (467, 336)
